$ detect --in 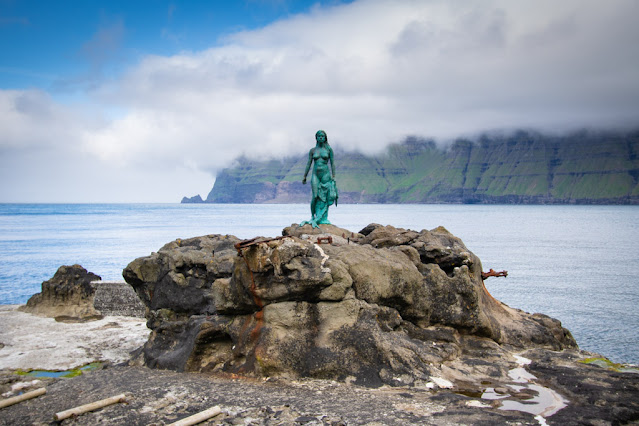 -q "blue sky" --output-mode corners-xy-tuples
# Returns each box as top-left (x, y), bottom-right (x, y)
(1, 1), (336, 91)
(1, 0), (638, 202)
